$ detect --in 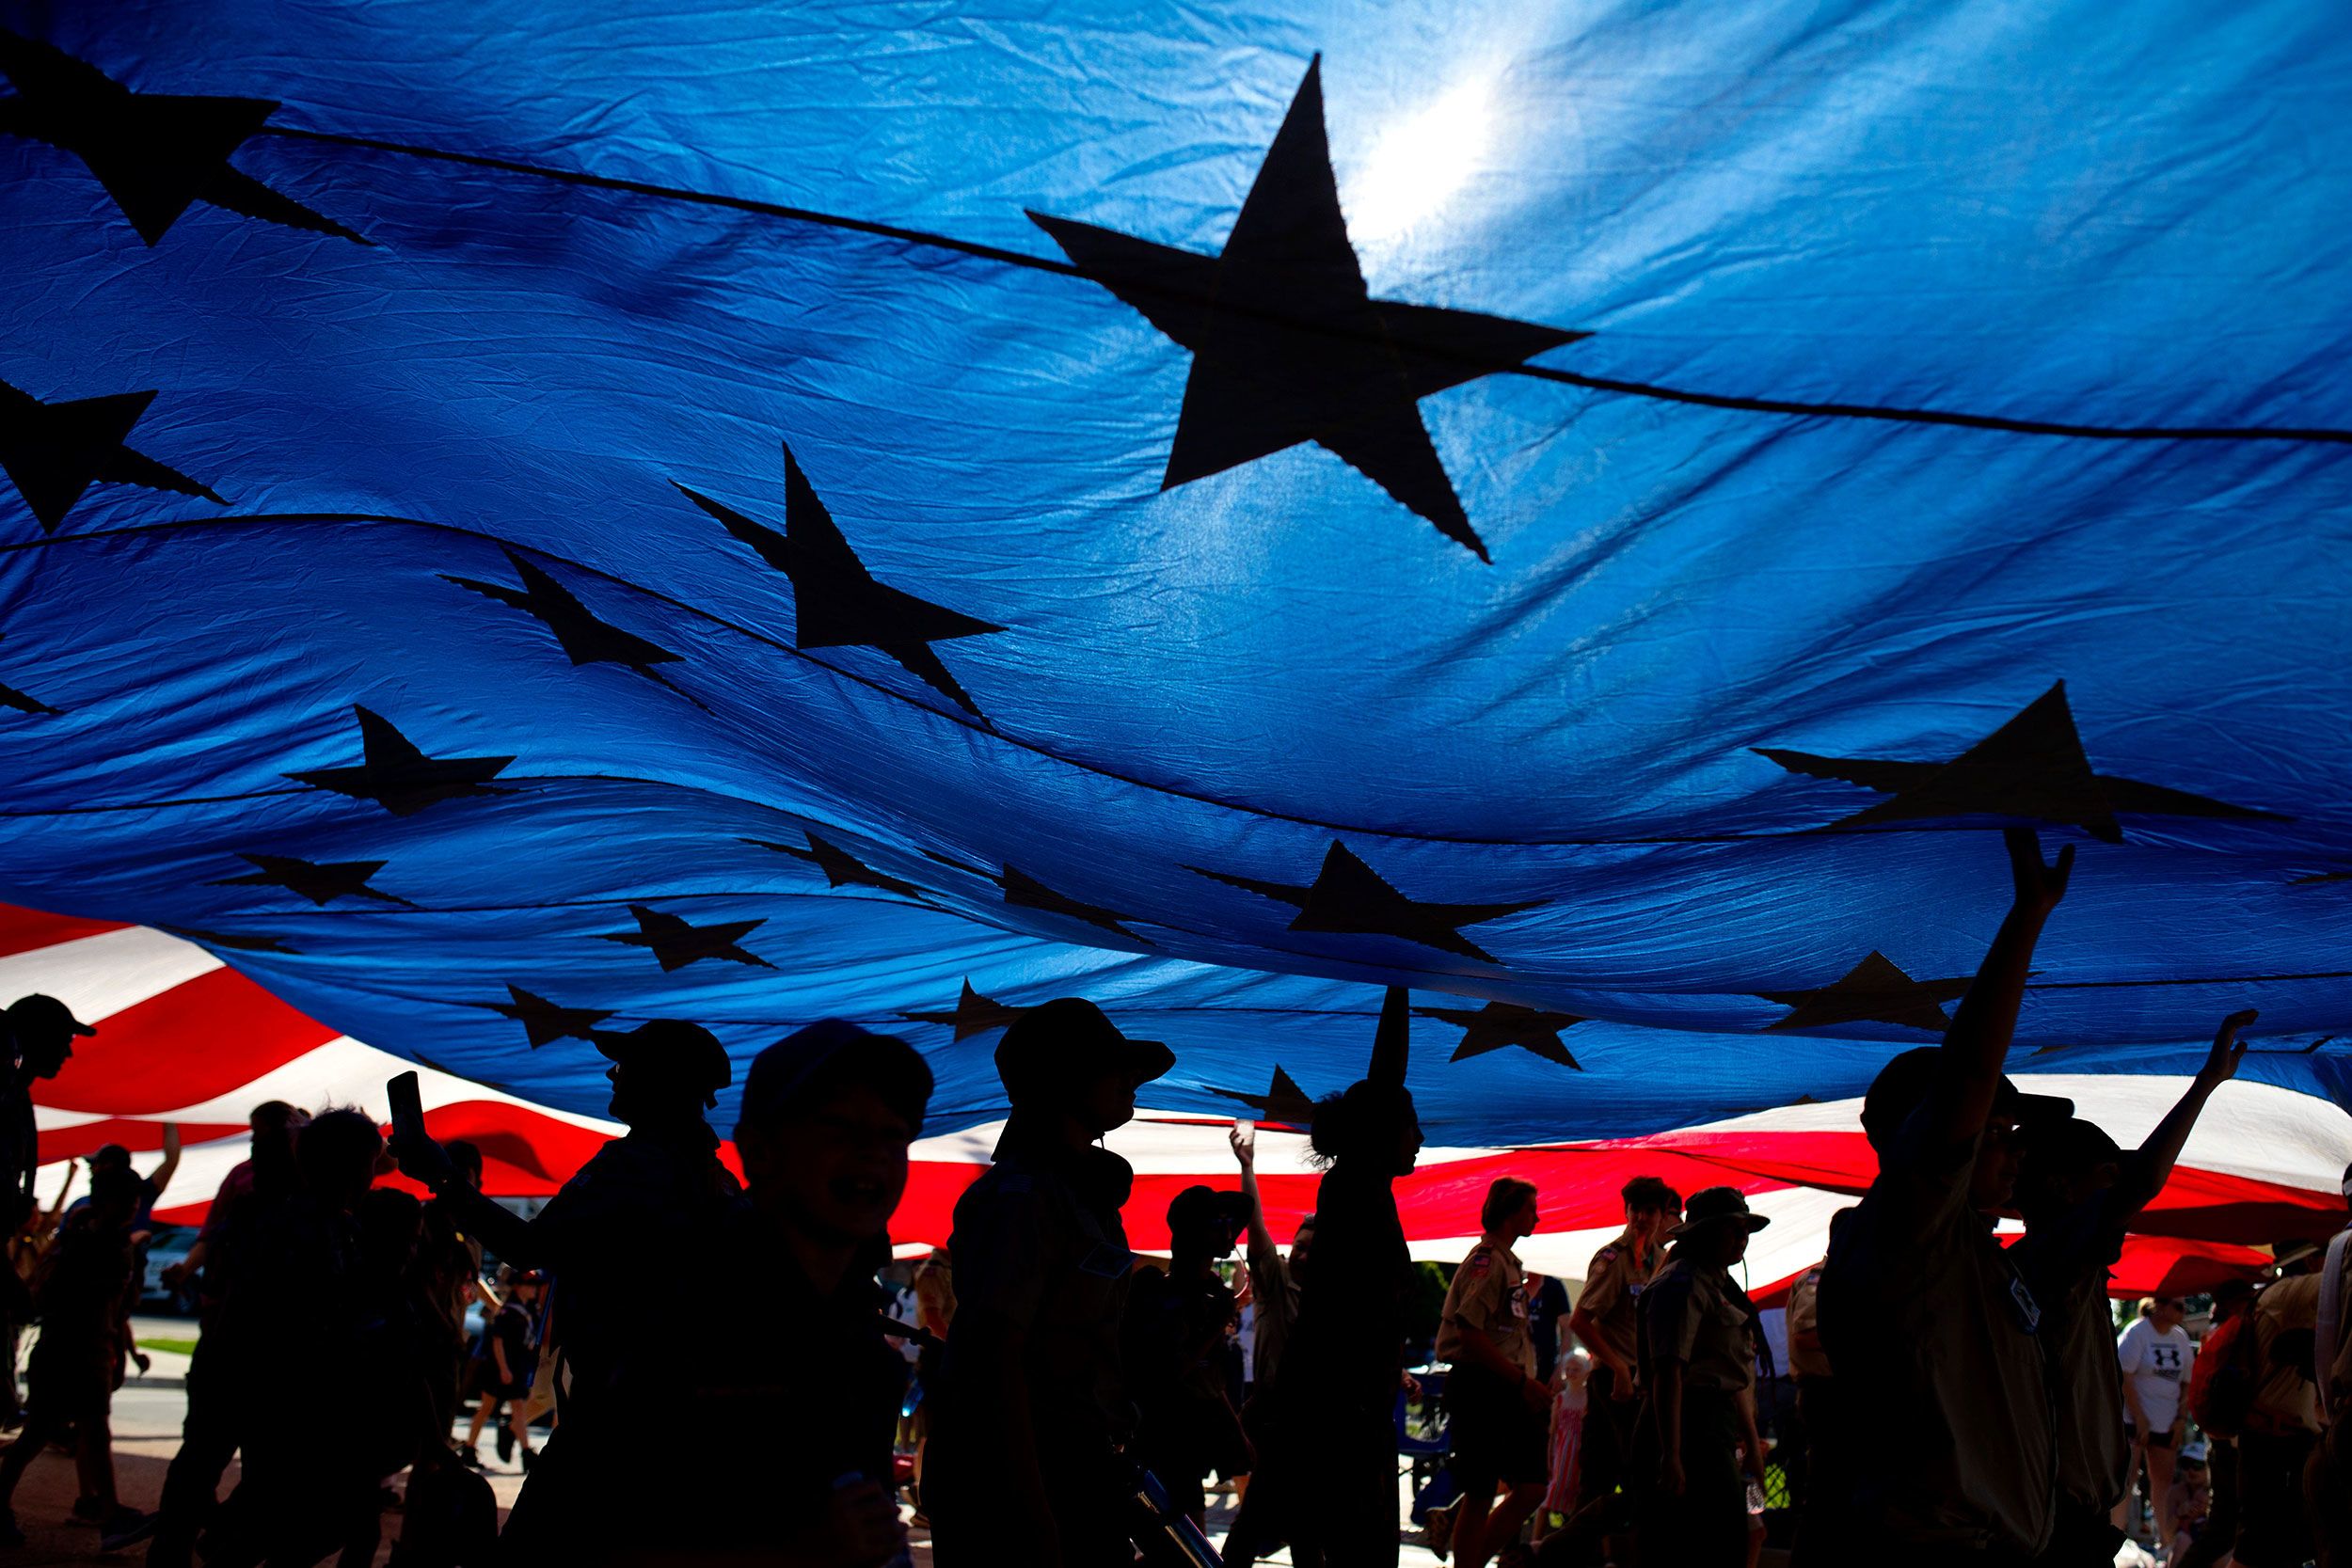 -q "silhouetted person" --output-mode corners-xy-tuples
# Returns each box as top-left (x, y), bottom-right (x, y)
(2012, 1006), (2251, 1566)
(1257, 987), (1423, 1568)
(1, 995), (92, 1235)
(1630, 1186), (1769, 1568)
(0, 1164), (149, 1546)
(1124, 1183), (1252, 1525)
(149, 1101), (308, 1568)
(393, 1020), (739, 1558)
(1785, 1207), (1852, 1567)
(1565, 1173), (1680, 1539)
(929, 997), (1173, 1568)
(1818, 828), (2077, 1565)
(1436, 1178), (1549, 1568)
(463, 1268), (543, 1469)
(1224, 1125), (1311, 1567)
(2172, 1278), (2255, 1568)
